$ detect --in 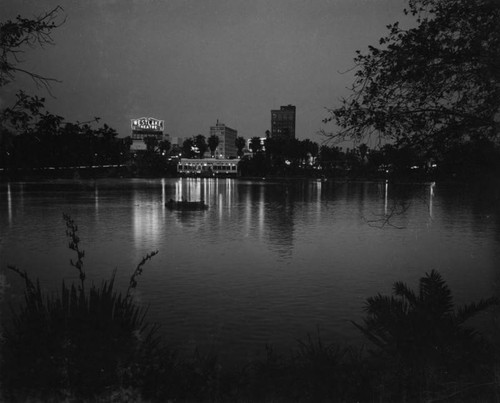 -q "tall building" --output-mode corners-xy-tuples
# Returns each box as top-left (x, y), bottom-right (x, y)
(210, 120), (237, 158)
(130, 117), (165, 151)
(271, 105), (296, 139)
